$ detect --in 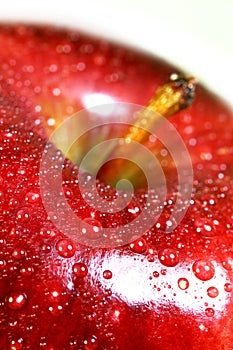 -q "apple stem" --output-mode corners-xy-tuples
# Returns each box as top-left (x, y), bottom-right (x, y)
(98, 73), (196, 188)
